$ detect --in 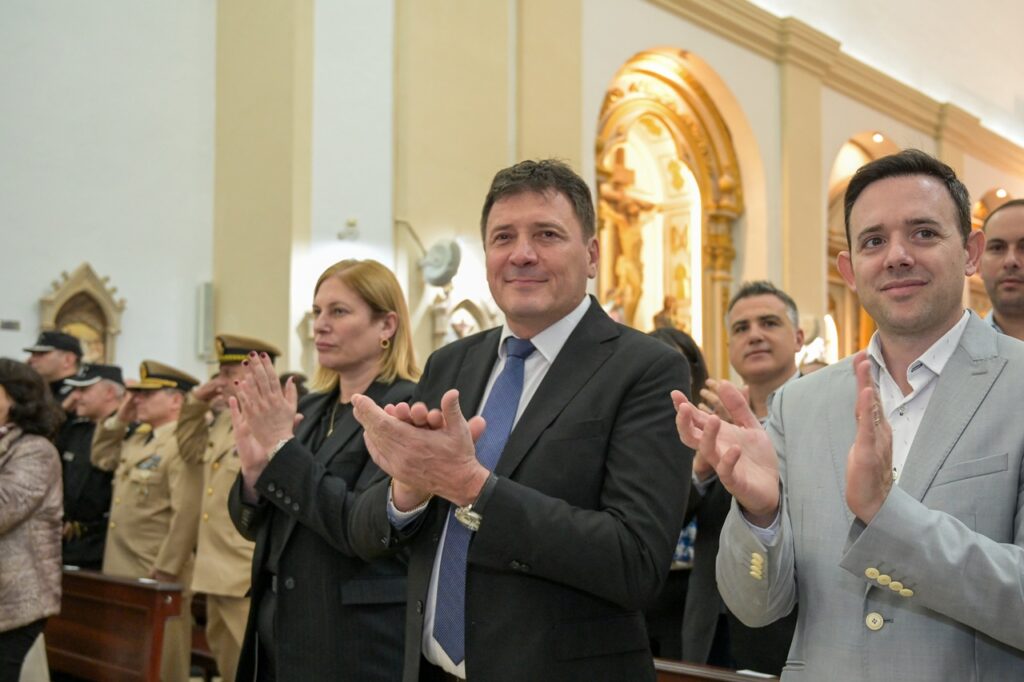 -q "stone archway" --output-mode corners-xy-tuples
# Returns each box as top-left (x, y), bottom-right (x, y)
(596, 48), (744, 377)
